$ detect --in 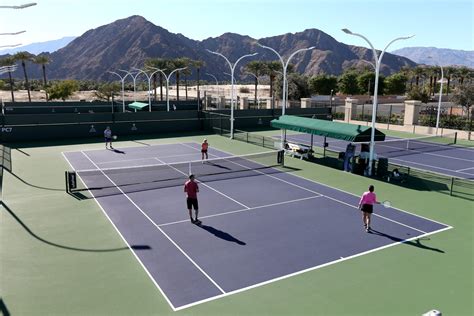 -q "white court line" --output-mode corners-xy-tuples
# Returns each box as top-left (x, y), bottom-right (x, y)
(174, 225), (452, 311)
(181, 143), (428, 234)
(80, 151), (226, 297)
(96, 152), (200, 165)
(63, 143), (453, 311)
(179, 143), (326, 197)
(371, 142), (473, 162)
(159, 195), (323, 227)
(456, 166), (474, 172)
(389, 157), (474, 176)
(61, 152), (177, 312)
(153, 157), (250, 210)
